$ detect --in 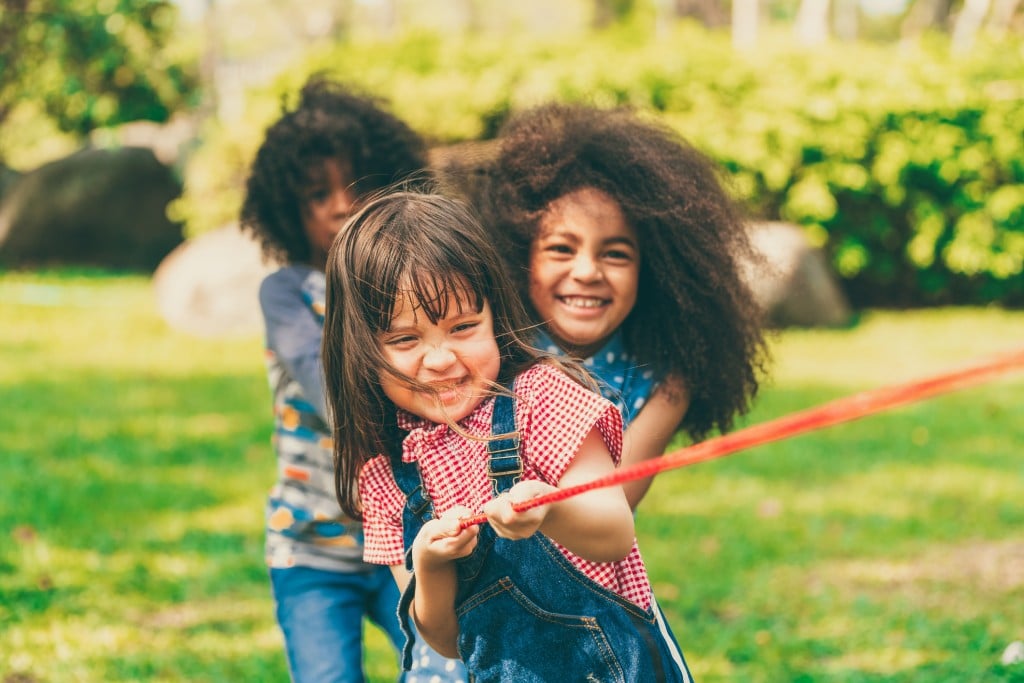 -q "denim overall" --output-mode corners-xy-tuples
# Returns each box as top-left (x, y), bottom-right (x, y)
(391, 392), (694, 682)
